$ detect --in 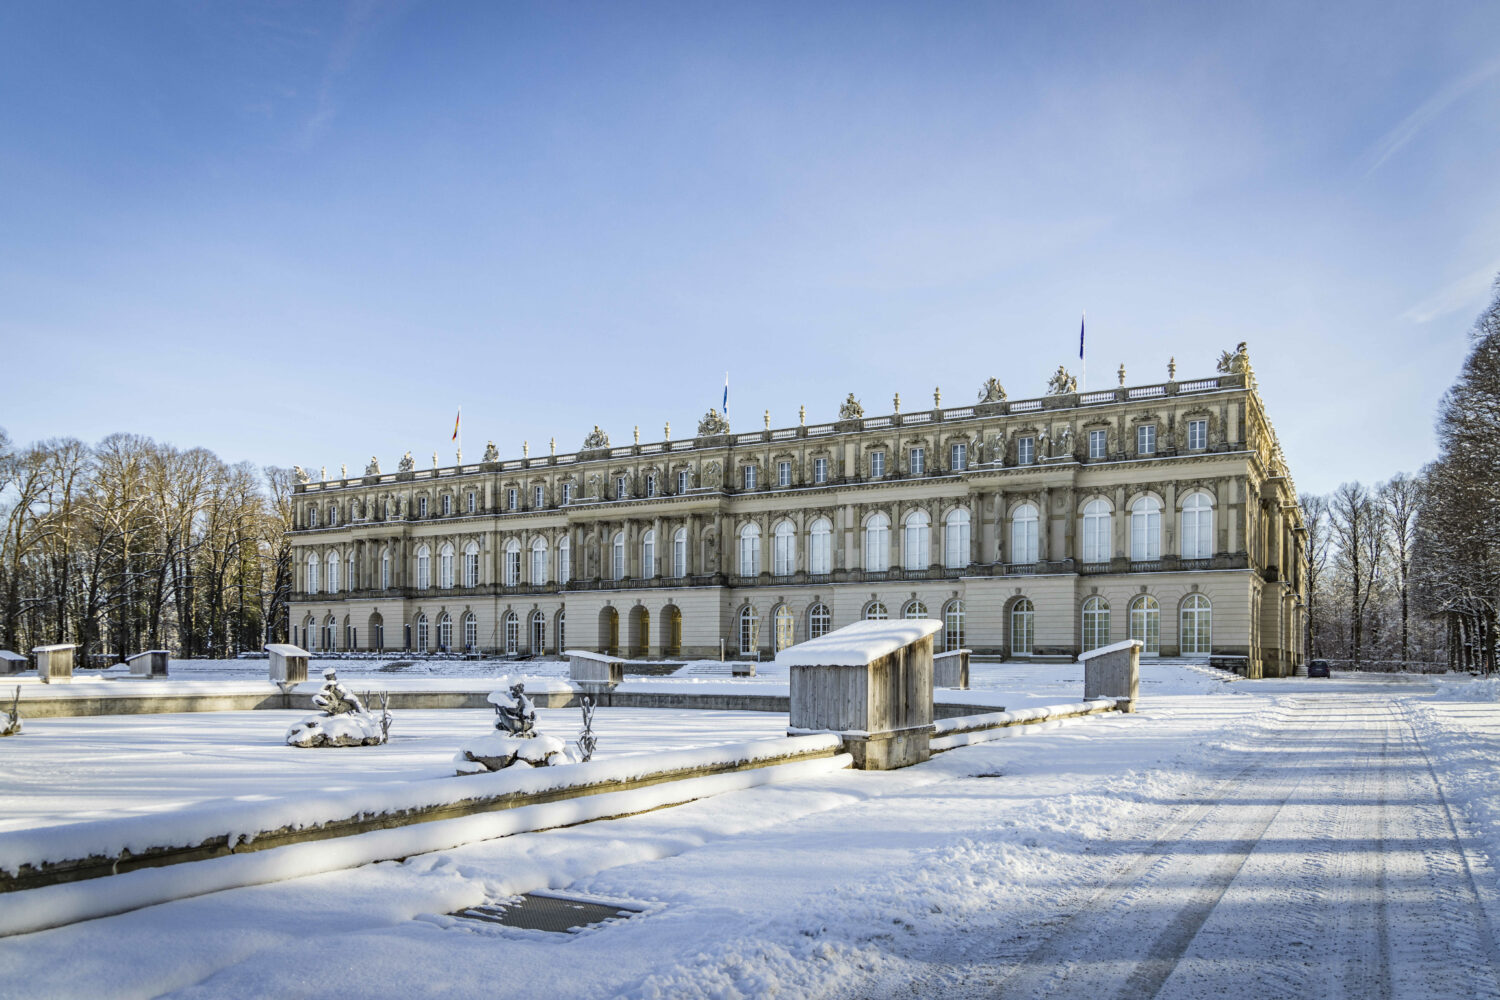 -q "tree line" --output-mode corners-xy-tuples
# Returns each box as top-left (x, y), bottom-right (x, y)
(1304, 277), (1500, 672)
(0, 432), (293, 662)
